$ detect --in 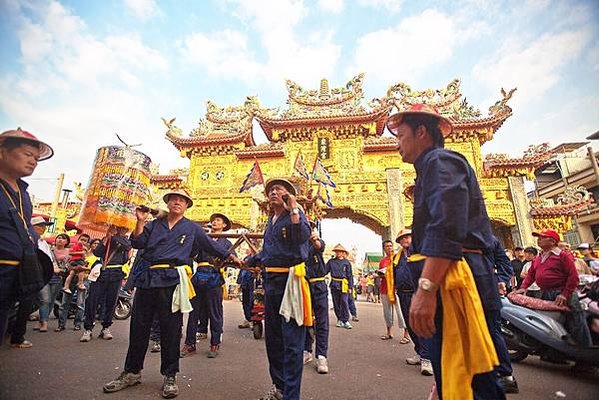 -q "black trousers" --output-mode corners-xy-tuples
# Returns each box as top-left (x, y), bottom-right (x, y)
(83, 278), (120, 331)
(185, 285), (223, 346)
(124, 286), (182, 376)
(10, 296), (34, 344)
